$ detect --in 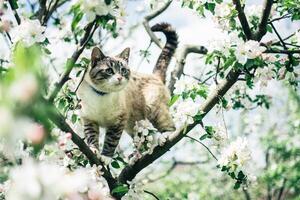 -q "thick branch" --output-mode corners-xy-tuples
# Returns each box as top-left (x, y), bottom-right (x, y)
(255, 0), (274, 40)
(48, 20), (98, 102)
(143, 0), (173, 48)
(118, 69), (240, 186)
(168, 45), (207, 92)
(232, 0), (253, 40)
